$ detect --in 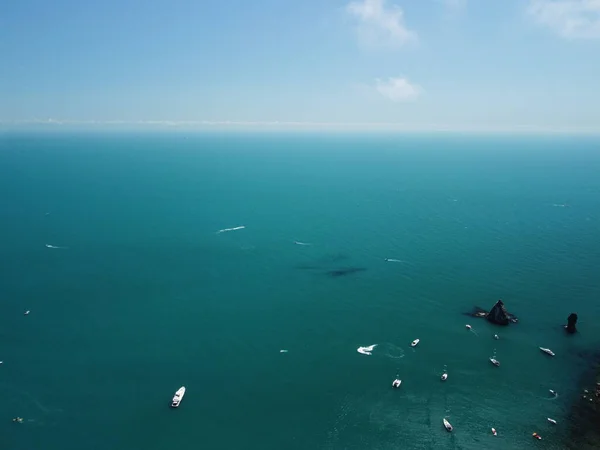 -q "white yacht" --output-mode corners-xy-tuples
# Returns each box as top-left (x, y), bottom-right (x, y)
(489, 358), (500, 367)
(443, 418), (453, 432)
(171, 386), (186, 408)
(547, 418), (557, 424)
(465, 324), (472, 330)
(411, 339), (420, 347)
(539, 347), (555, 357)
(441, 373), (448, 381)
(492, 427), (497, 436)
(392, 379), (402, 388)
